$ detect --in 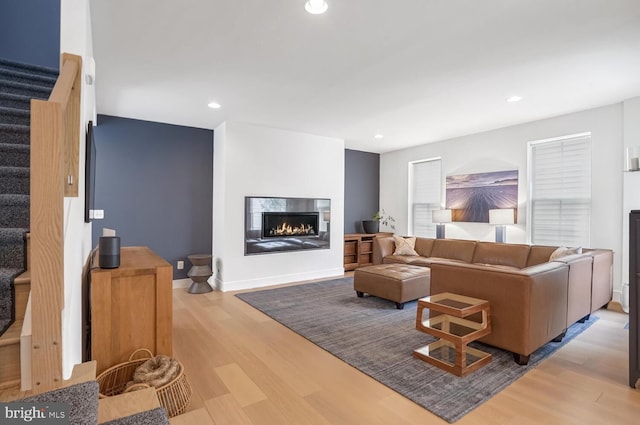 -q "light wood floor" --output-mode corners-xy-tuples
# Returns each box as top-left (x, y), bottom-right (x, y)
(2, 275), (639, 424)
(171, 276), (640, 425)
